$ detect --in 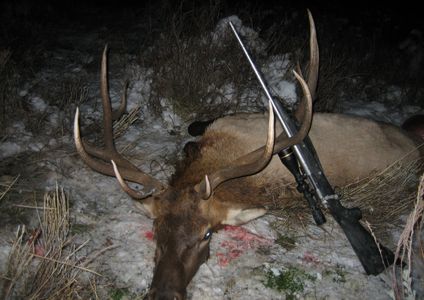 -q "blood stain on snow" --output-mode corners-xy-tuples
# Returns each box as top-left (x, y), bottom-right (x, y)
(143, 230), (154, 241)
(216, 225), (273, 267)
(302, 251), (320, 265)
